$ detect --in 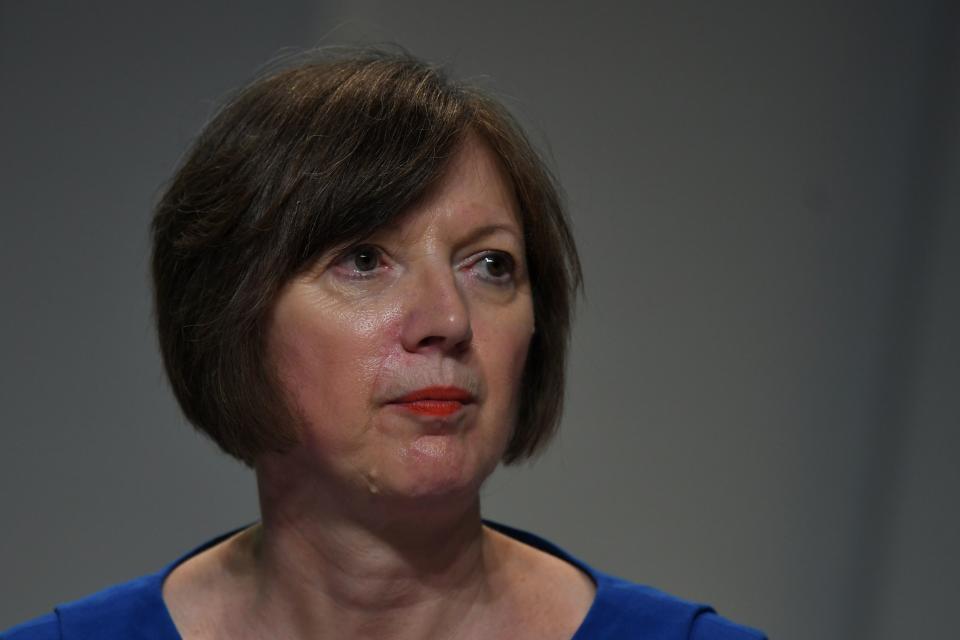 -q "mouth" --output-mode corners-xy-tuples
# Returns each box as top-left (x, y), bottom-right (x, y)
(388, 386), (475, 418)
